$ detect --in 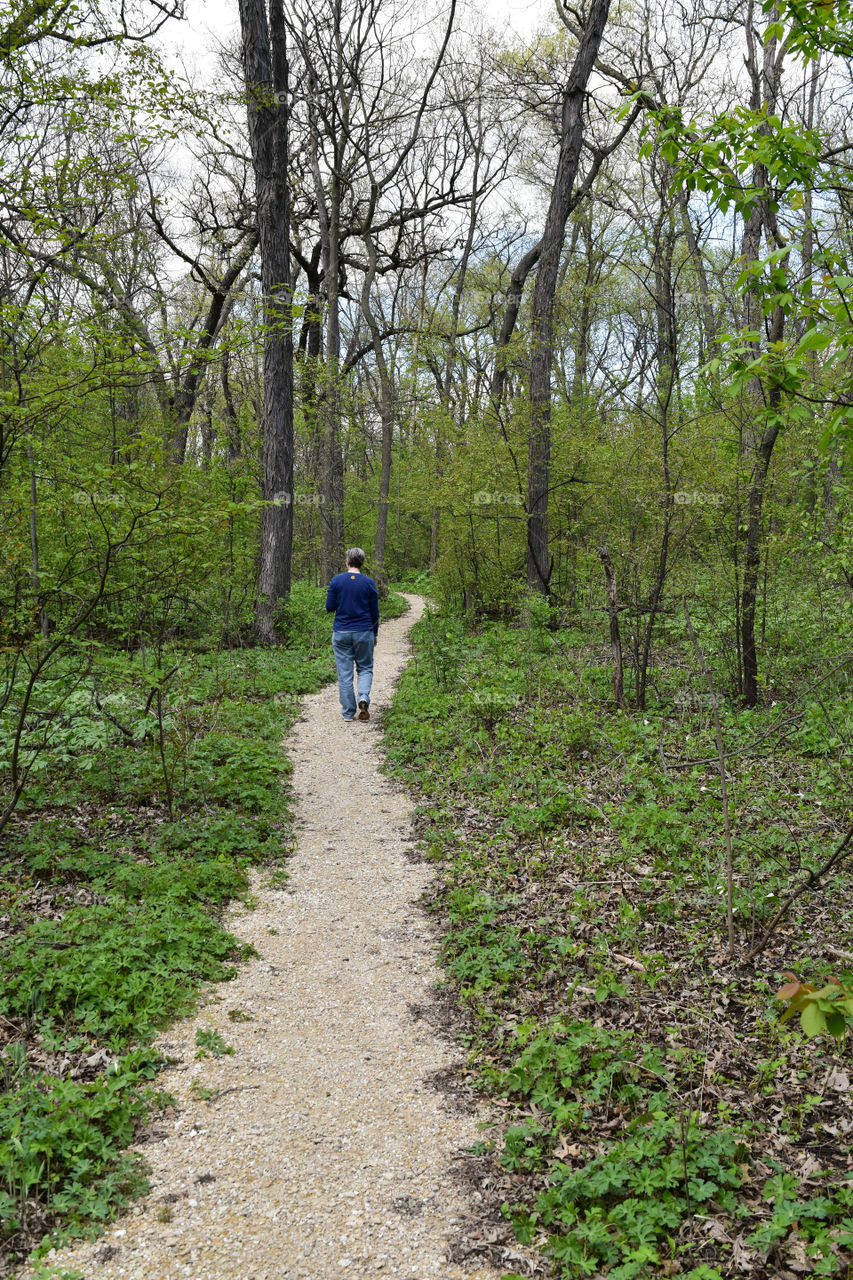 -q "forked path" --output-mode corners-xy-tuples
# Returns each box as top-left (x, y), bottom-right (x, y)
(37, 594), (503, 1280)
